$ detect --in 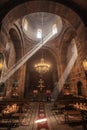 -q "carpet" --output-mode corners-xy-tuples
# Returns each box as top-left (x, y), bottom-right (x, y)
(37, 102), (49, 130)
